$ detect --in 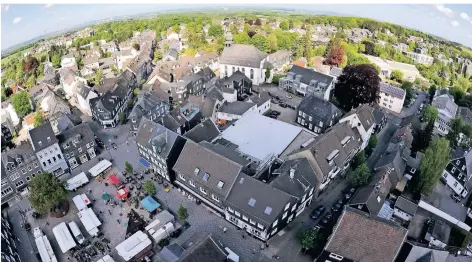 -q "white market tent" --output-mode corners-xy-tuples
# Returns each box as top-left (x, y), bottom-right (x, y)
(52, 222), (77, 253)
(33, 228), (58, 262)
(115, 231), (152, 261)
(72, 193), (92, 211)
(150, 222), (174, 242)
(78, 208), (101, 236)
(96, 255), (116, 262)
(89, 159), (112, 177)
(66, 172), (89, 191)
